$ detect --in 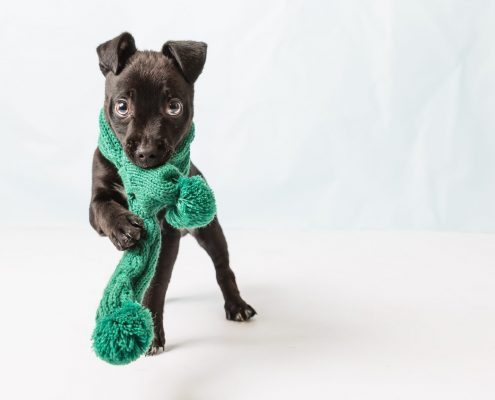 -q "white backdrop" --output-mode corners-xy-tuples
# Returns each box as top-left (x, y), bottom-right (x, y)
(1, 0), (494, 231)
